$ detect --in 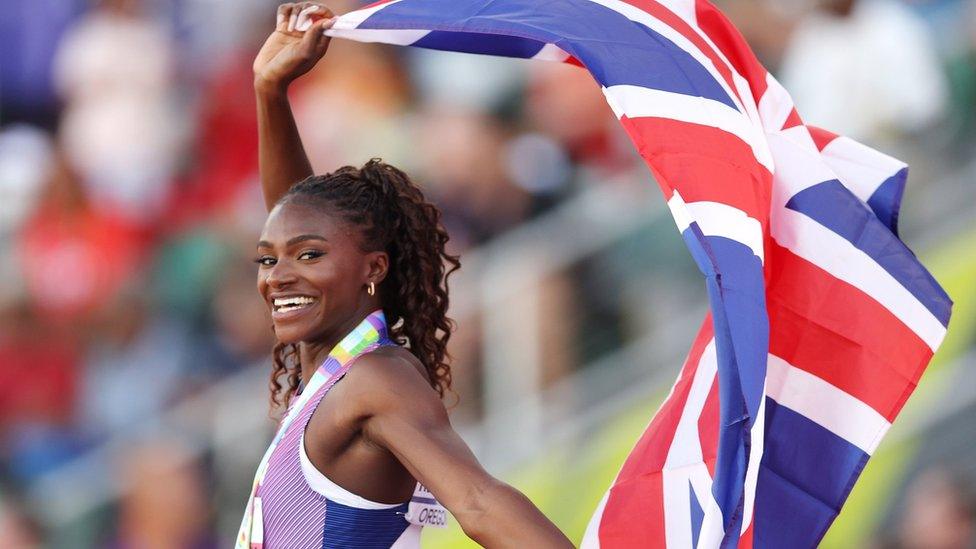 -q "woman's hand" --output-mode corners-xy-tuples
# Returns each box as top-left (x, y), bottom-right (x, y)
(253, 2), (335, 94)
